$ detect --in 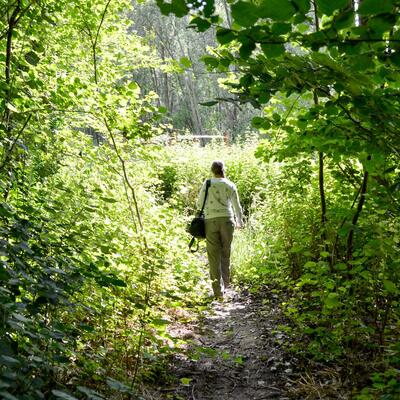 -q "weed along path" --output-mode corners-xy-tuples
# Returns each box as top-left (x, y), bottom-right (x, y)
(148, 288), (297, 400)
